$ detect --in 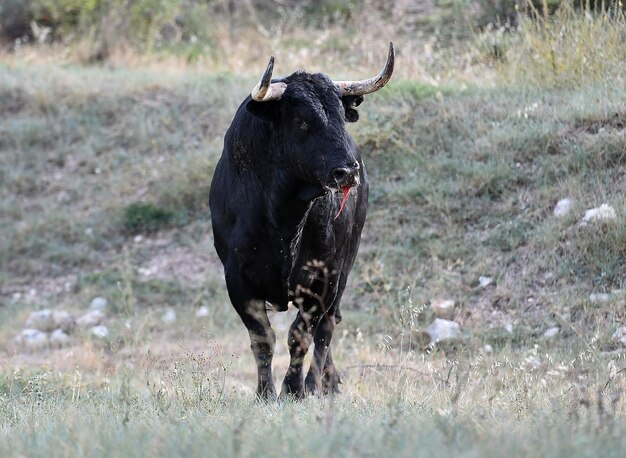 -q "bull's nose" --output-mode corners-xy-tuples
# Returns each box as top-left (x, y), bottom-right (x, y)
(332, 162), (359, 187)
